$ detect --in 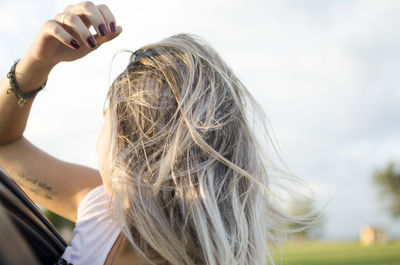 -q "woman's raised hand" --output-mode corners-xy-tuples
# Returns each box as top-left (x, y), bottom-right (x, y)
(25, 2), (122, 67)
